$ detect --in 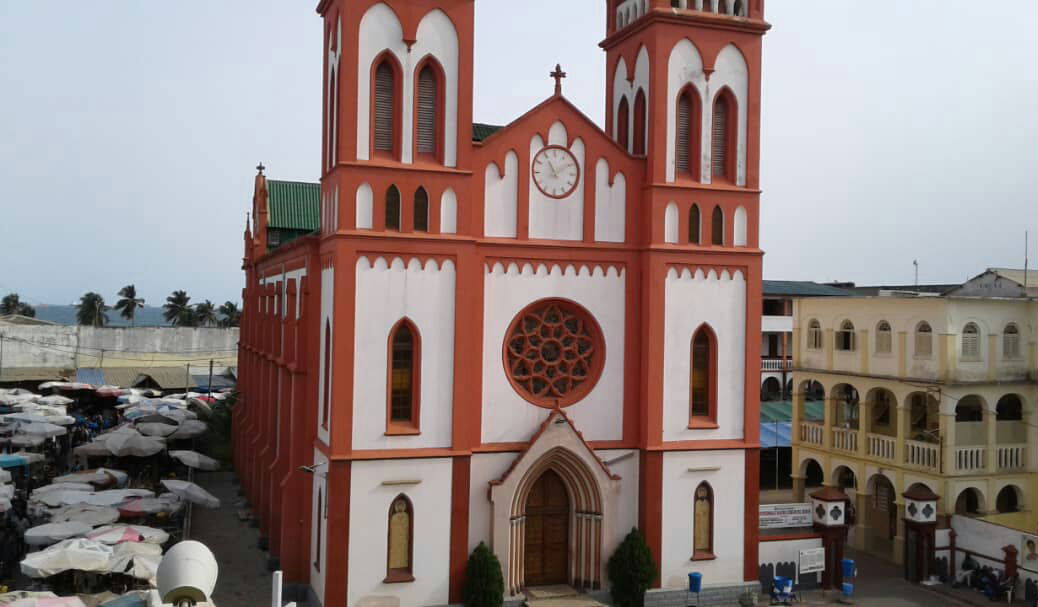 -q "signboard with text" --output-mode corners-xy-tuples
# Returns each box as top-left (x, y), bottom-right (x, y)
(760, 503), (813, 529)
(799, 547), (826, 576)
